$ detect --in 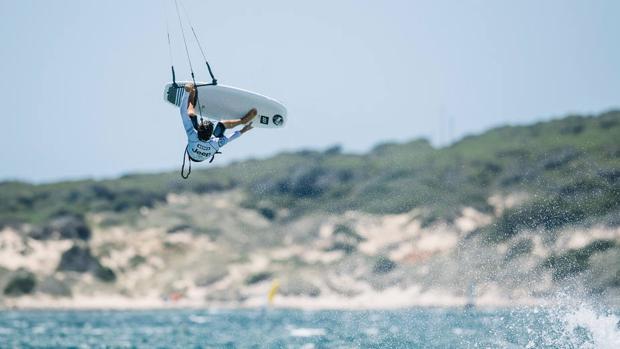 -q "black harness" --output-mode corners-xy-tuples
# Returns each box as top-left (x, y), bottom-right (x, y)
(180, 142), (222, 179)
(181, 125), (222, 179)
